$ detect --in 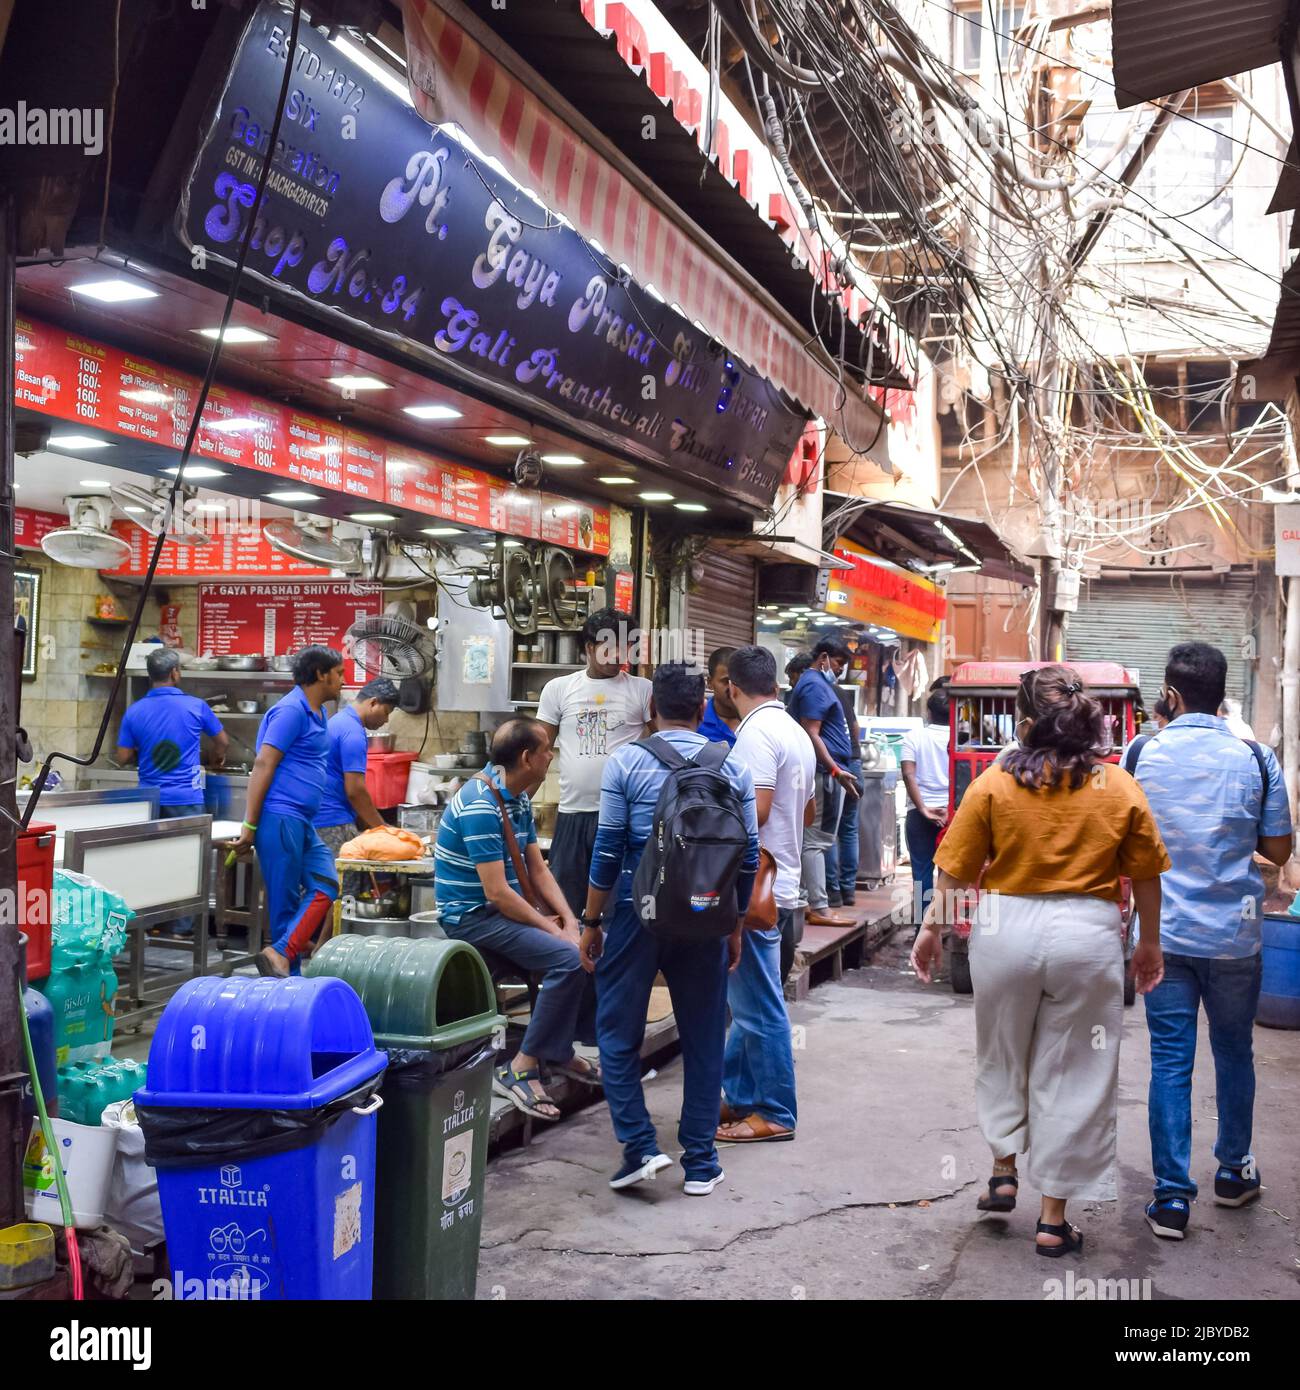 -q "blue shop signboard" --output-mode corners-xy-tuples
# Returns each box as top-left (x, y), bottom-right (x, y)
(176, 2), (807, 510)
